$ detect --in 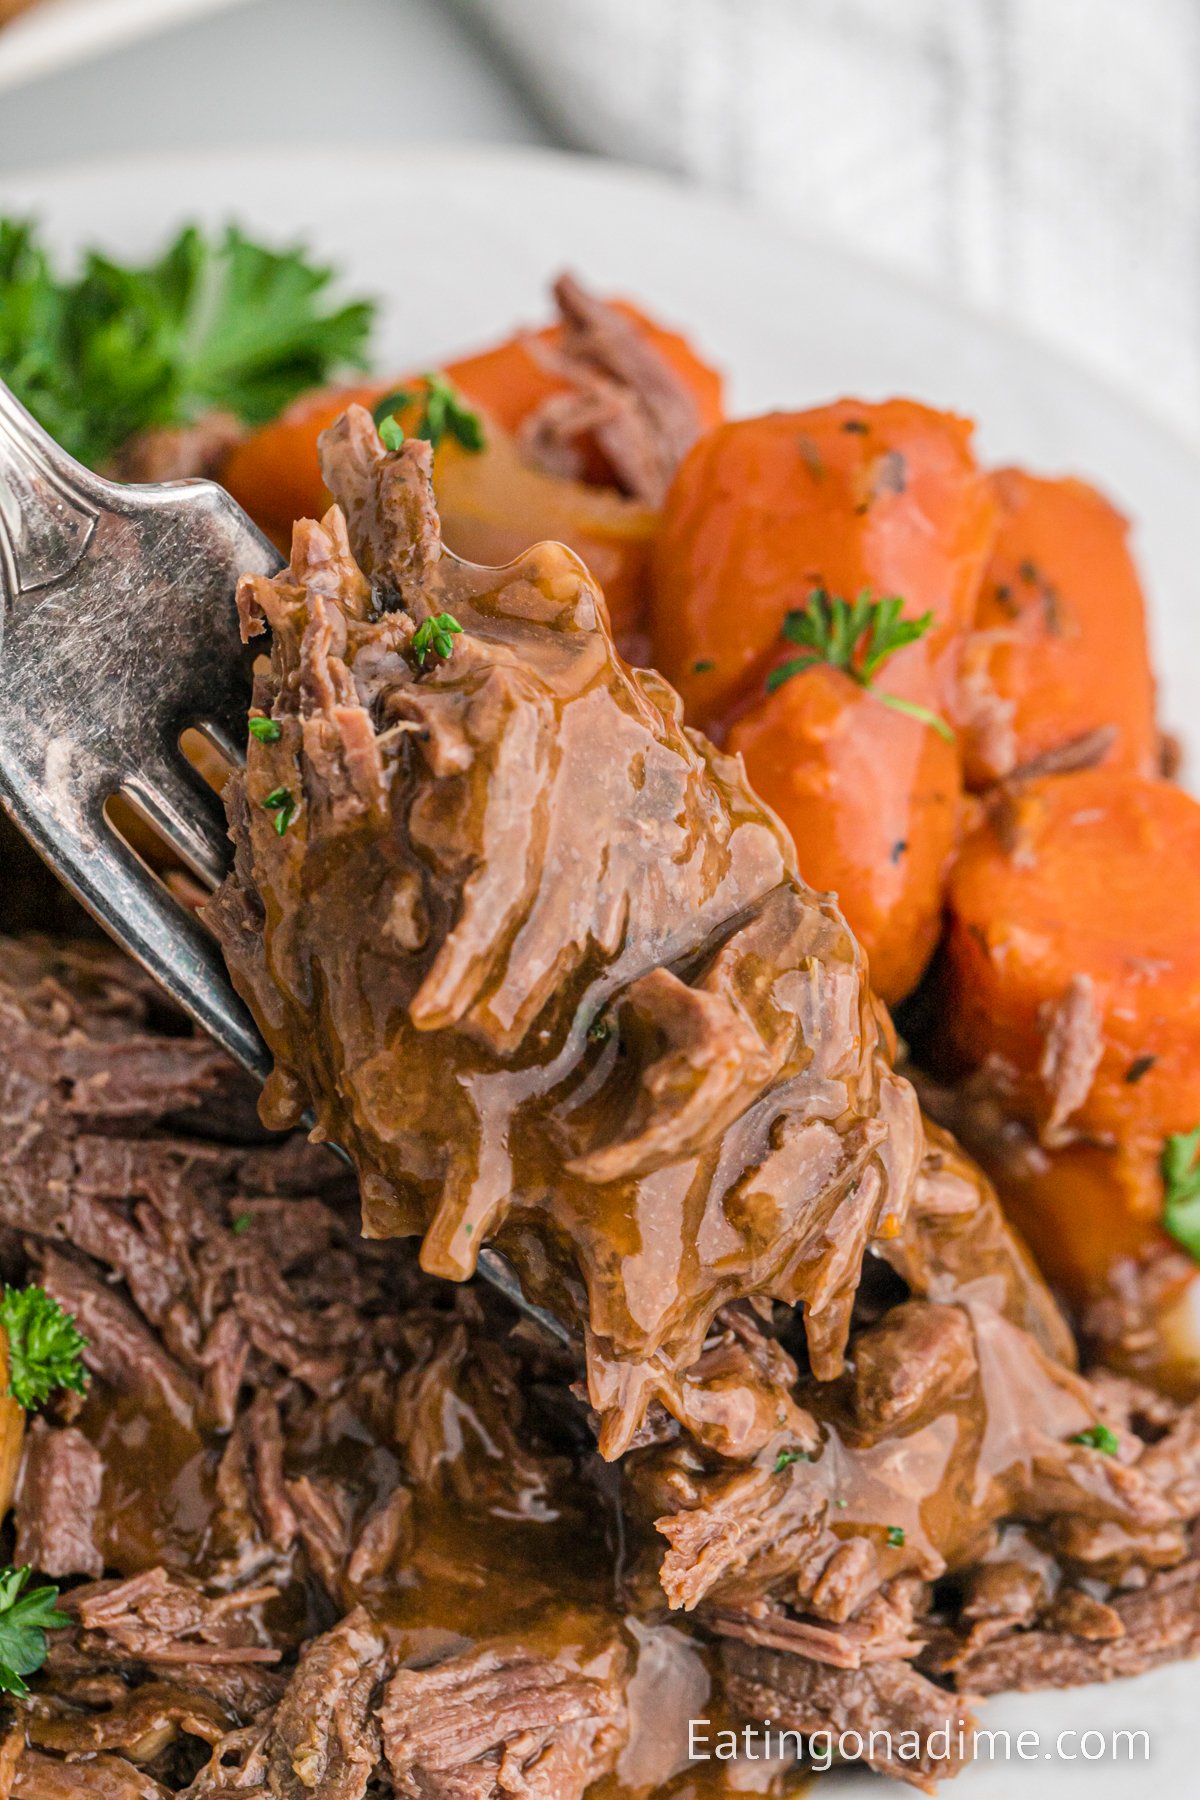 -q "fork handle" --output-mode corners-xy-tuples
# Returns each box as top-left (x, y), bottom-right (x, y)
(0, 380), (103, 601)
